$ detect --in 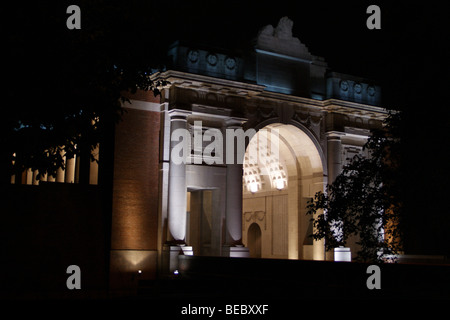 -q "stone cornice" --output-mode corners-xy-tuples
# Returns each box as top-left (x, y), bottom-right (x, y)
(322, 99), (388, 120)
(152, 70), (265, 96)
(322, 99), (387, 114)
(153, 70), (389, 120)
